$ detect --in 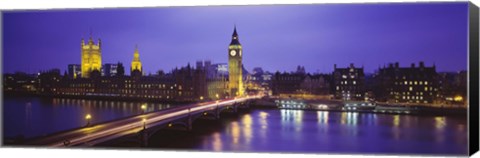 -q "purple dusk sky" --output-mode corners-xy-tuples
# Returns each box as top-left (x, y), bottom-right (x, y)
(3, 2), (468, 75)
